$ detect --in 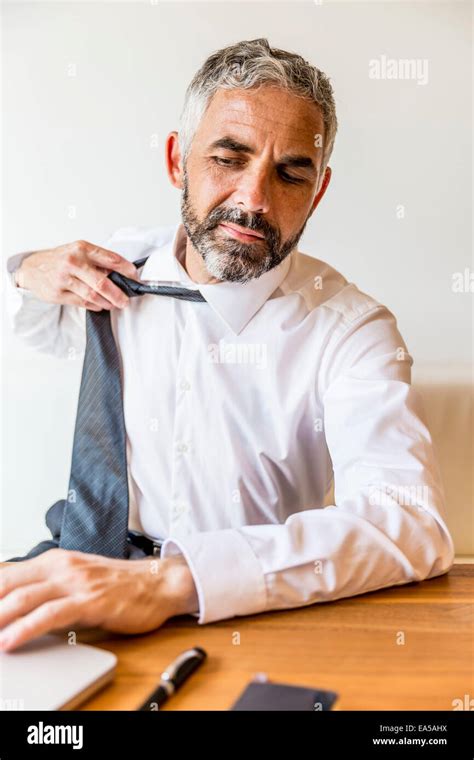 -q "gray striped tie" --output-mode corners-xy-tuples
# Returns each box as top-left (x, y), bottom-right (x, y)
(58, 258), (206, 558)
